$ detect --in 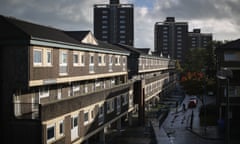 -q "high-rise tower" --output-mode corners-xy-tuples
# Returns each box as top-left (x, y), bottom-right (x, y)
(154, 17), (188, 62)
(94, 0), (134, 46)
